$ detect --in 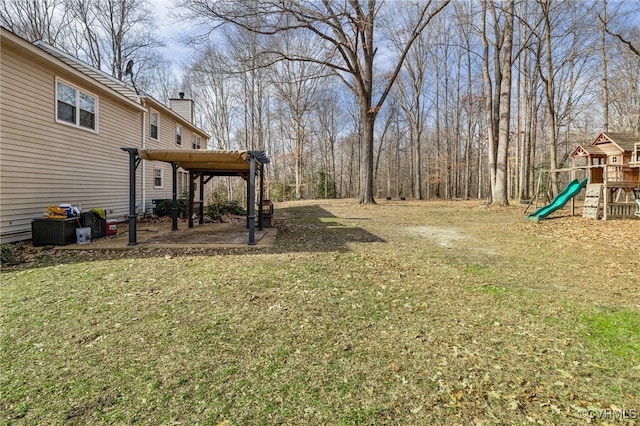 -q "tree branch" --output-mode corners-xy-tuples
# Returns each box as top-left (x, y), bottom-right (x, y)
(597, 12), (640, 57)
